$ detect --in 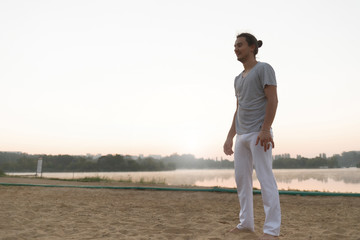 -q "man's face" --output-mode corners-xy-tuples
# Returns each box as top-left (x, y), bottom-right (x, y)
(234, 37), (254, 62)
